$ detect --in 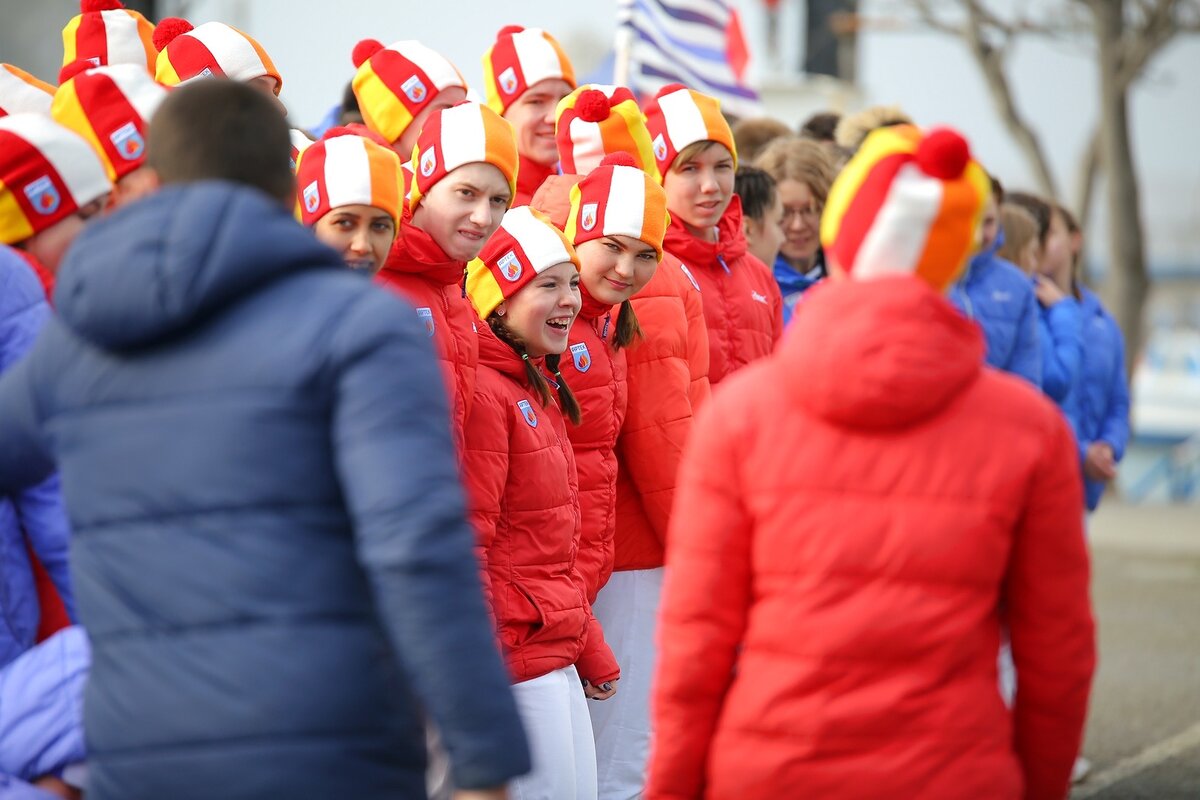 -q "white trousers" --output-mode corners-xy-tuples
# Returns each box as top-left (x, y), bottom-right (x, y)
(509, 665), (598, 800)
(589, 568), (663, 800)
